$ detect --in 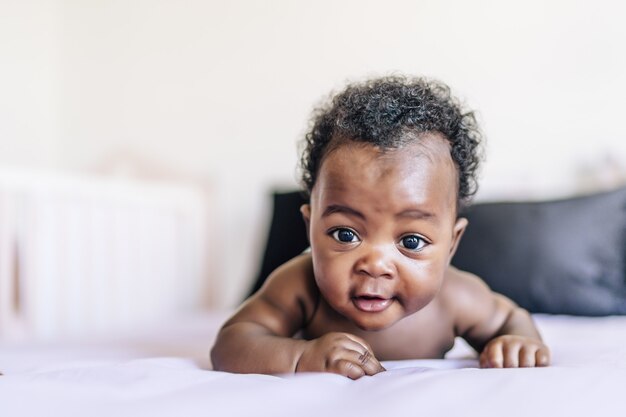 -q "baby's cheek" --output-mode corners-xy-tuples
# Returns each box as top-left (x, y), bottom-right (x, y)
(402, 292), (436, 314)
(314, 264), (350, 299)
(405, 261), (443, 285)
(398, 283), (437, 311)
